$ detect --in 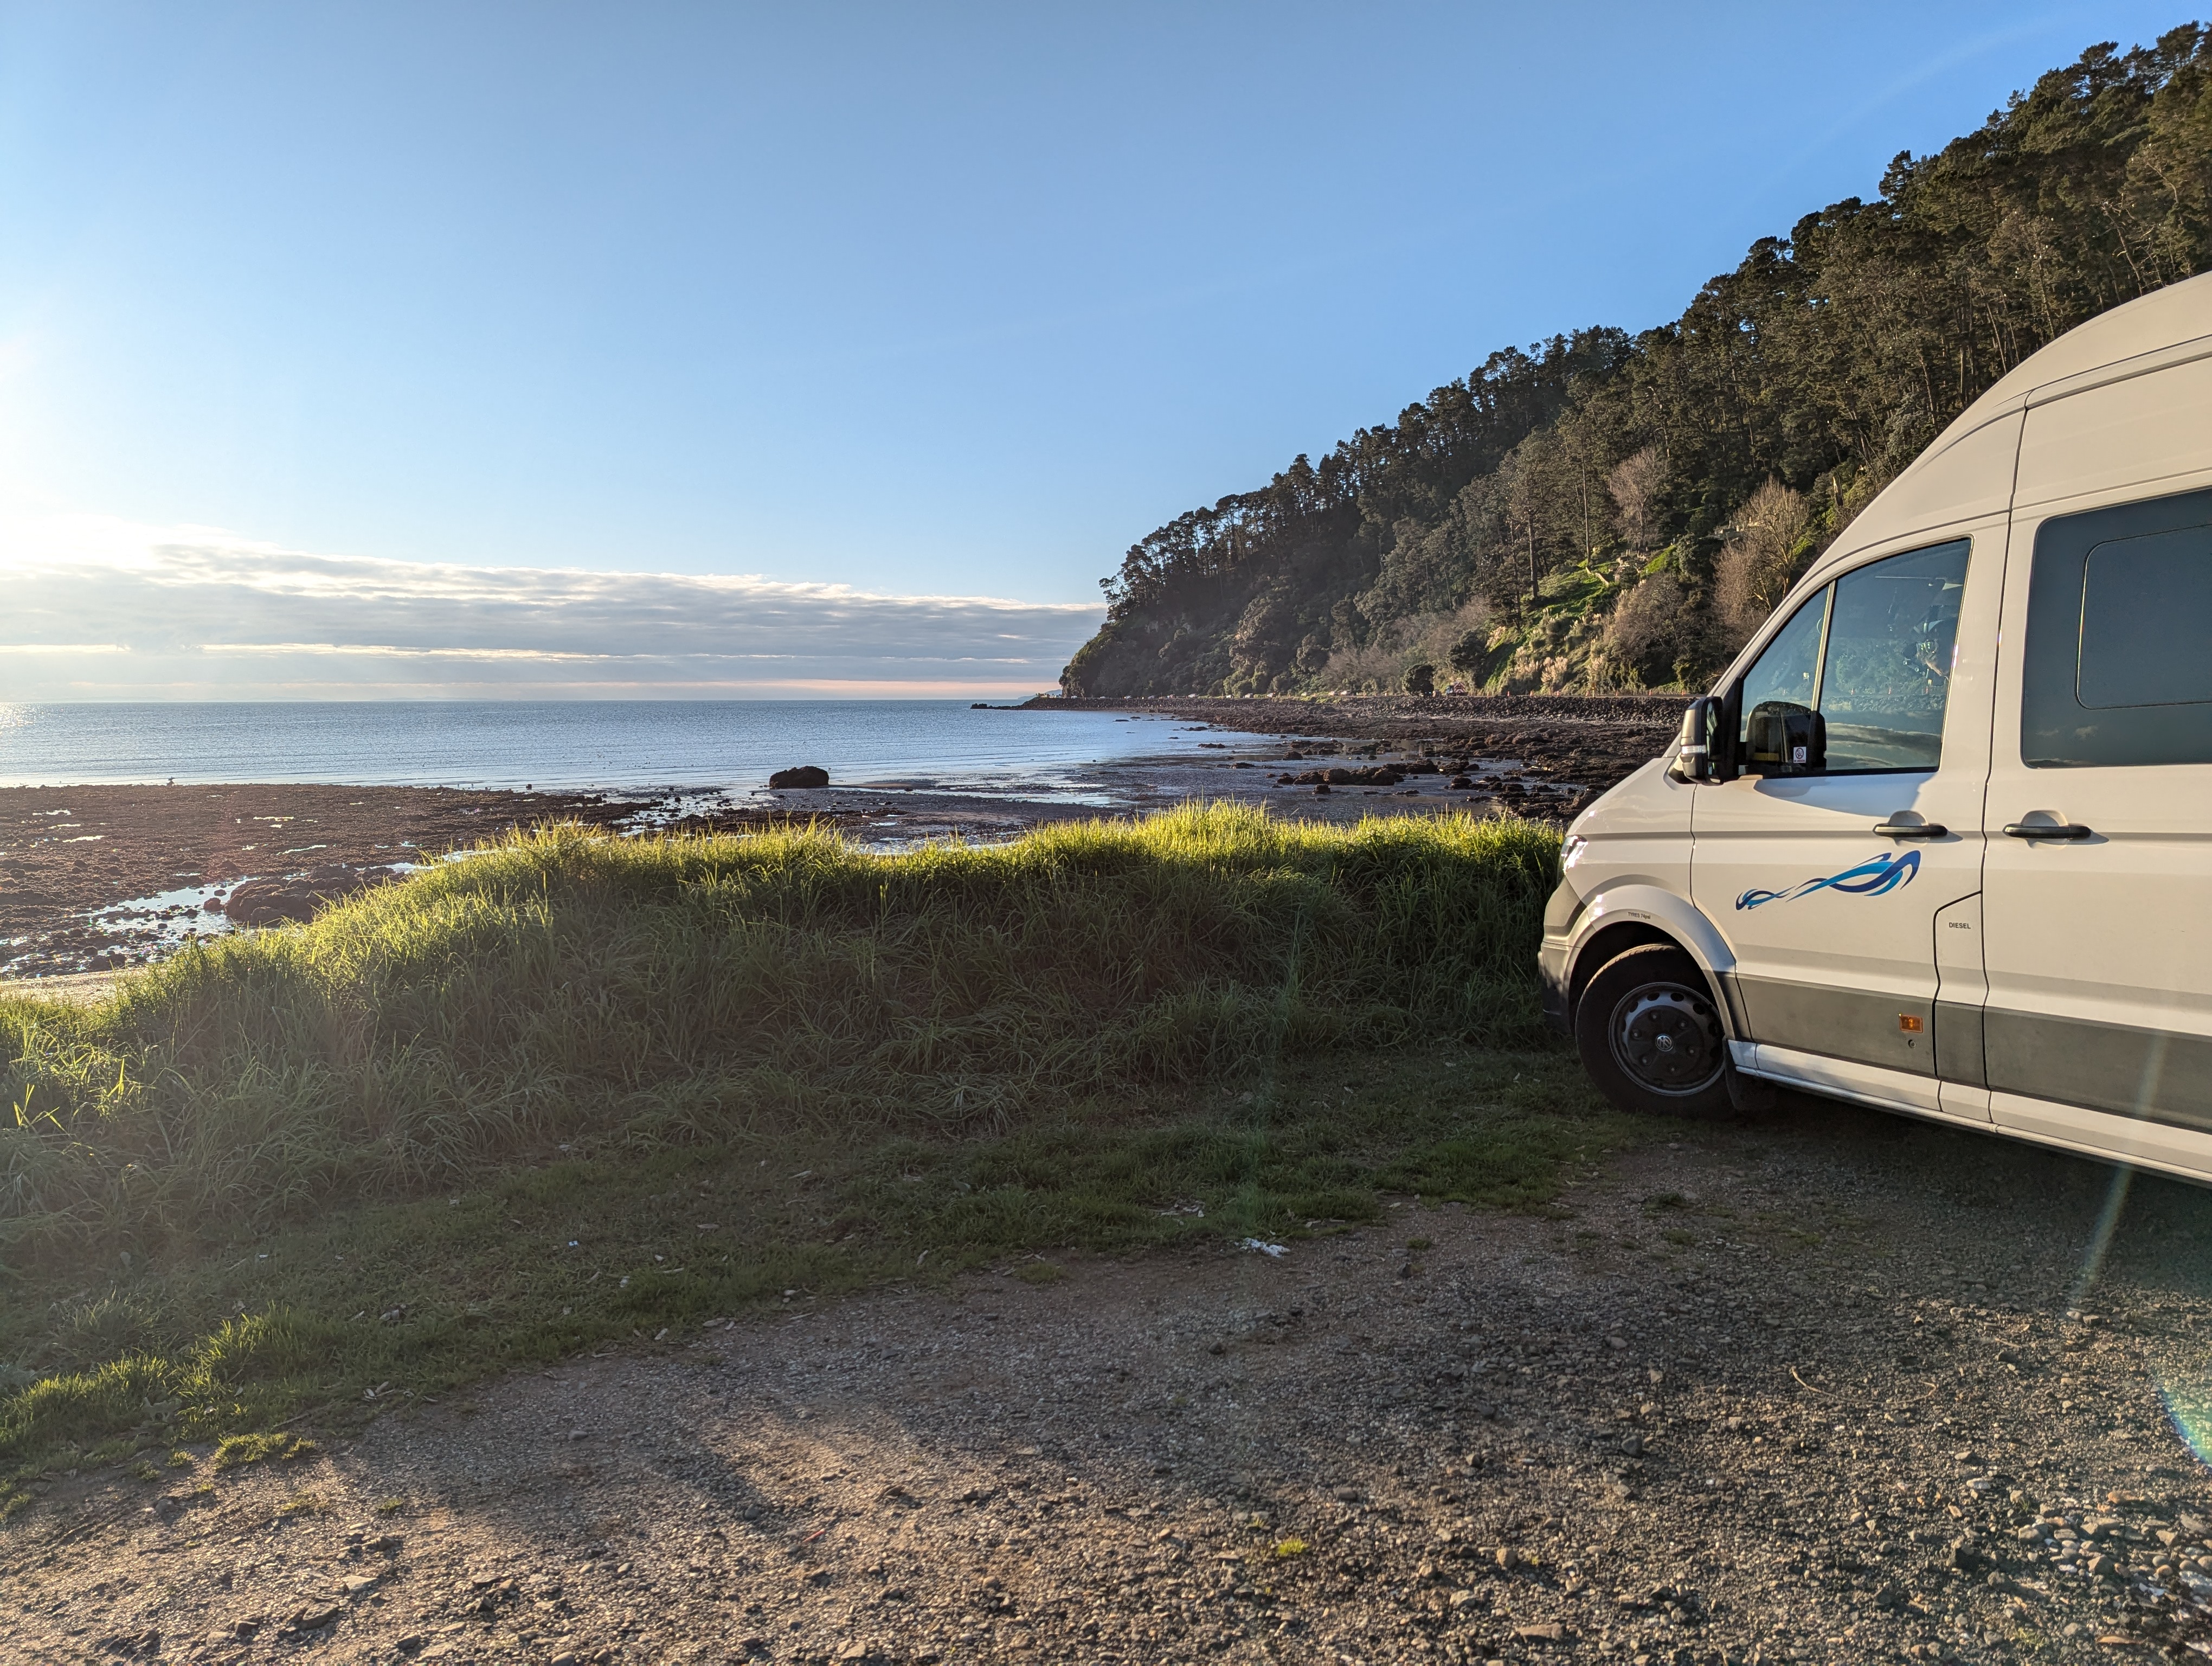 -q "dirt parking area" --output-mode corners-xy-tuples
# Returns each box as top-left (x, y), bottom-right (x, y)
(11, 1097), (2212, 1666)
